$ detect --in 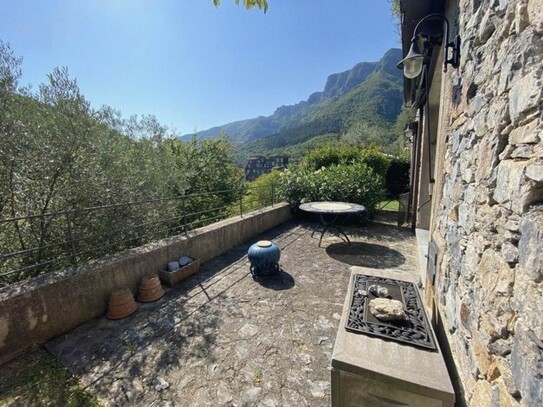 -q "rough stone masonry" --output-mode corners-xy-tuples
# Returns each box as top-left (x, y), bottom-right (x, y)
(431, 0), (543, 405)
